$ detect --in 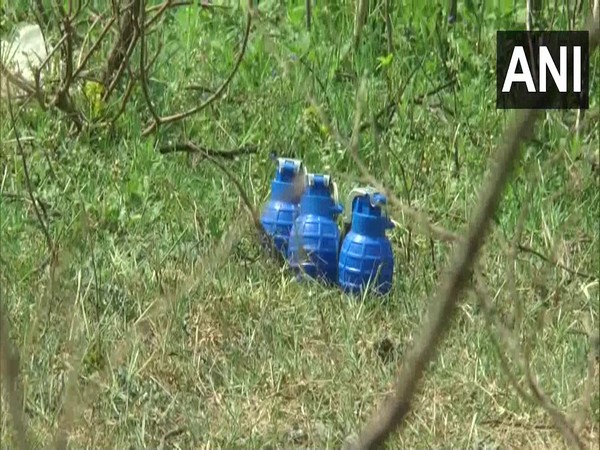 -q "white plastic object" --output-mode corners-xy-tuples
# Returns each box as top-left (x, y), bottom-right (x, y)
(0, 23), (49, 98)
